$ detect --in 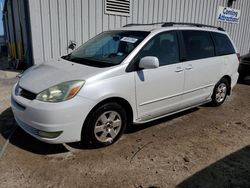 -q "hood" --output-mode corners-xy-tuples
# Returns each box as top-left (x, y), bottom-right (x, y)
(19, 59), (105, 93)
